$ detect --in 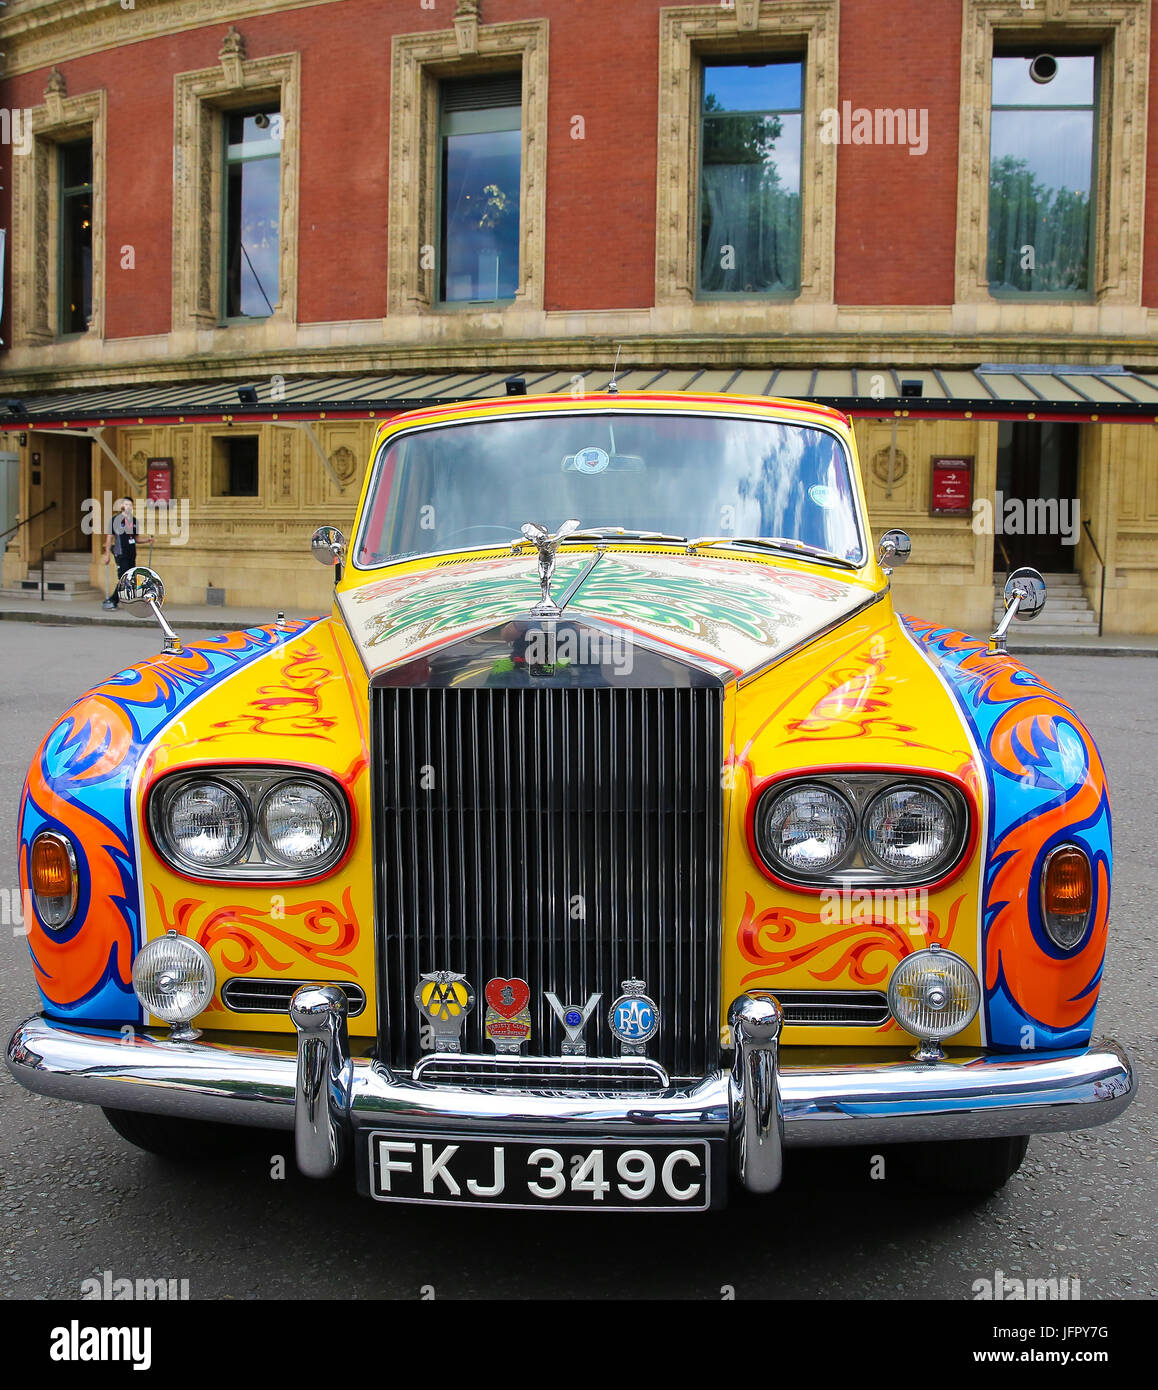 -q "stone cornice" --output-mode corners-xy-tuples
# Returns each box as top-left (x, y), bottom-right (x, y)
(0, 0), (347, 76)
